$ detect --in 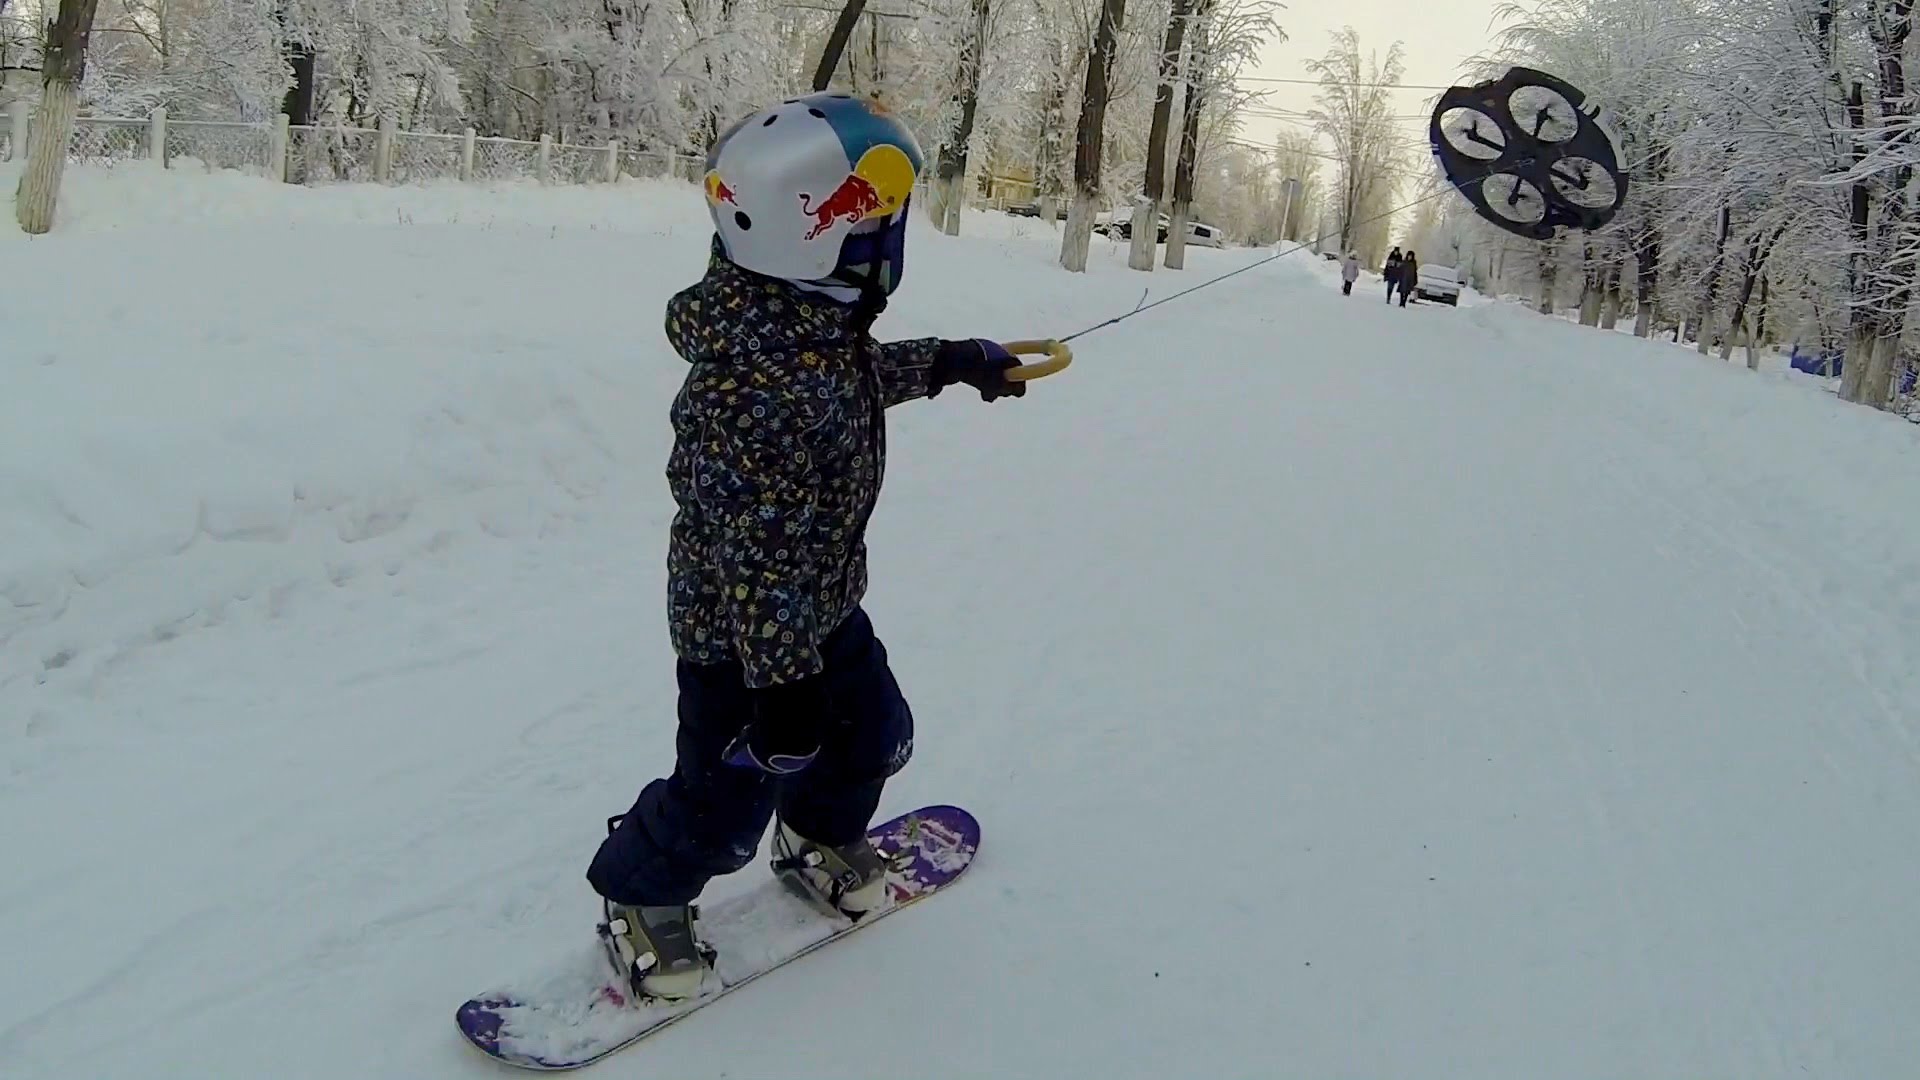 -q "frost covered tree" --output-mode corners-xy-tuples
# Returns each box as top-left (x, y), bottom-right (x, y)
(926, 0), (989, 234)
(1267, 129), (1322, 242)
(1479, 0), (1920, 411)
(1166, 0), (1275, 265)
(16, 0), (101, 234)
(1127, 0), (1190, 270)
(13, 0), (1283, 270)
(1305, 26), (1404, 257)
(1060, 0), (1124, 272)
